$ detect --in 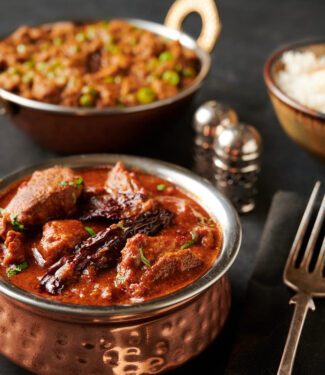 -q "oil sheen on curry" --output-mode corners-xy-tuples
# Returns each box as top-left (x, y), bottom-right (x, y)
(0, 163), (222, 305)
